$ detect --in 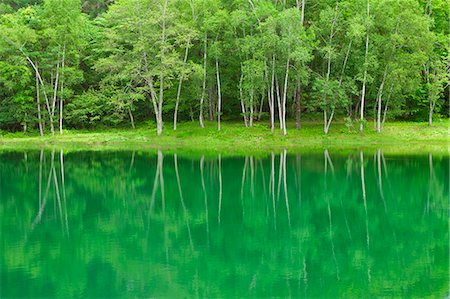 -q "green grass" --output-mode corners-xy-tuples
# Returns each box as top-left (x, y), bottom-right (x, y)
(0, 120), (448, 155)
